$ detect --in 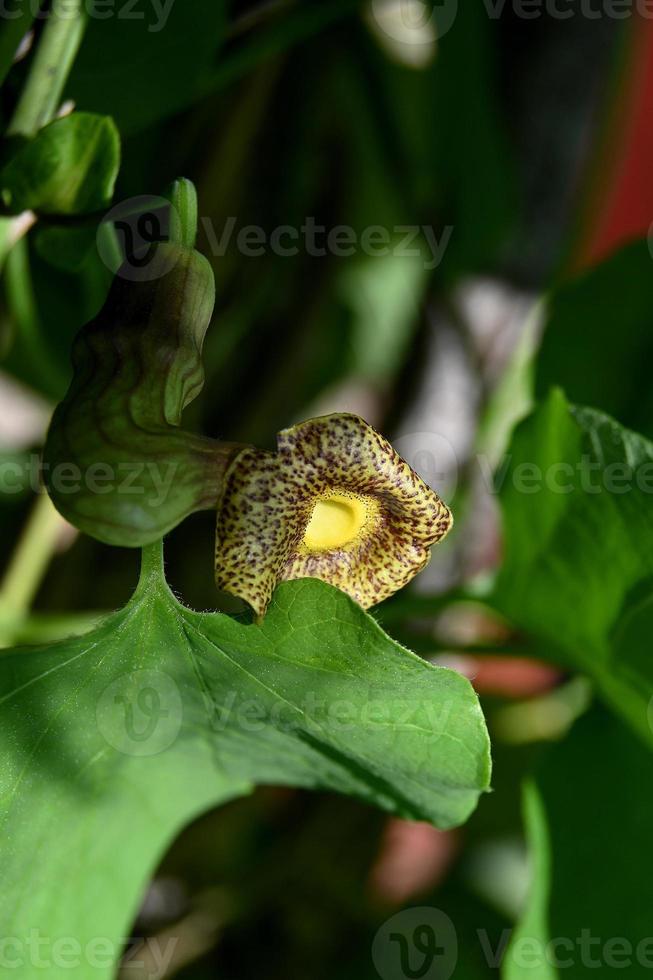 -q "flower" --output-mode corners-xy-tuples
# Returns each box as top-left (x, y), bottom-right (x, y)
(215, 414), (452, 618)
